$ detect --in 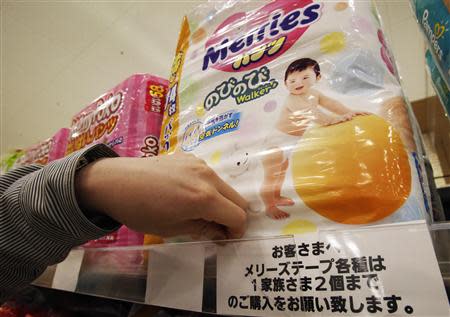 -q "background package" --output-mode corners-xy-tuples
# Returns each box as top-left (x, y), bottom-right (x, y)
(16, 128), (70, 166)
